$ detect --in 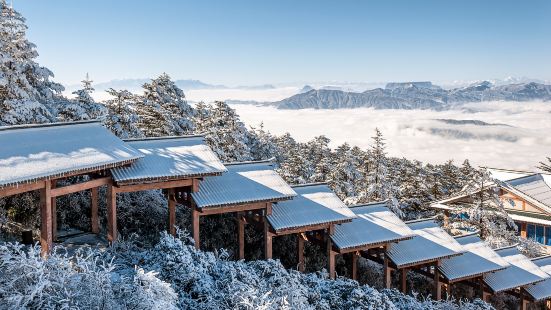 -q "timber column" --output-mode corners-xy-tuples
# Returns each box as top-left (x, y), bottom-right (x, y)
(264, 203), (273, 259)
(327, 225), (336, 279)
(40, 180), (53, 256)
